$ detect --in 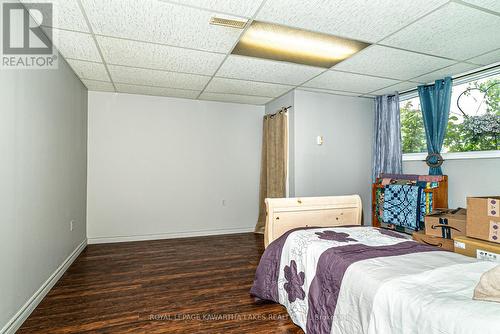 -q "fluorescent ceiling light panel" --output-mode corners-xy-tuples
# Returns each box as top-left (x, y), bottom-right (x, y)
(232, 21), (370, 68)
